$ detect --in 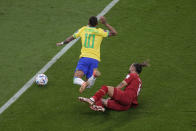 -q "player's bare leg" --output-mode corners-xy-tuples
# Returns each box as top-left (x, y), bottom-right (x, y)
(74, 70), (84, 76)
(93, 69), (101, 77)
(79, 69), (100, 93)
(73, 70), (89, 93)
(73, 70), (86, 86)
(79, 82), (90, 93)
